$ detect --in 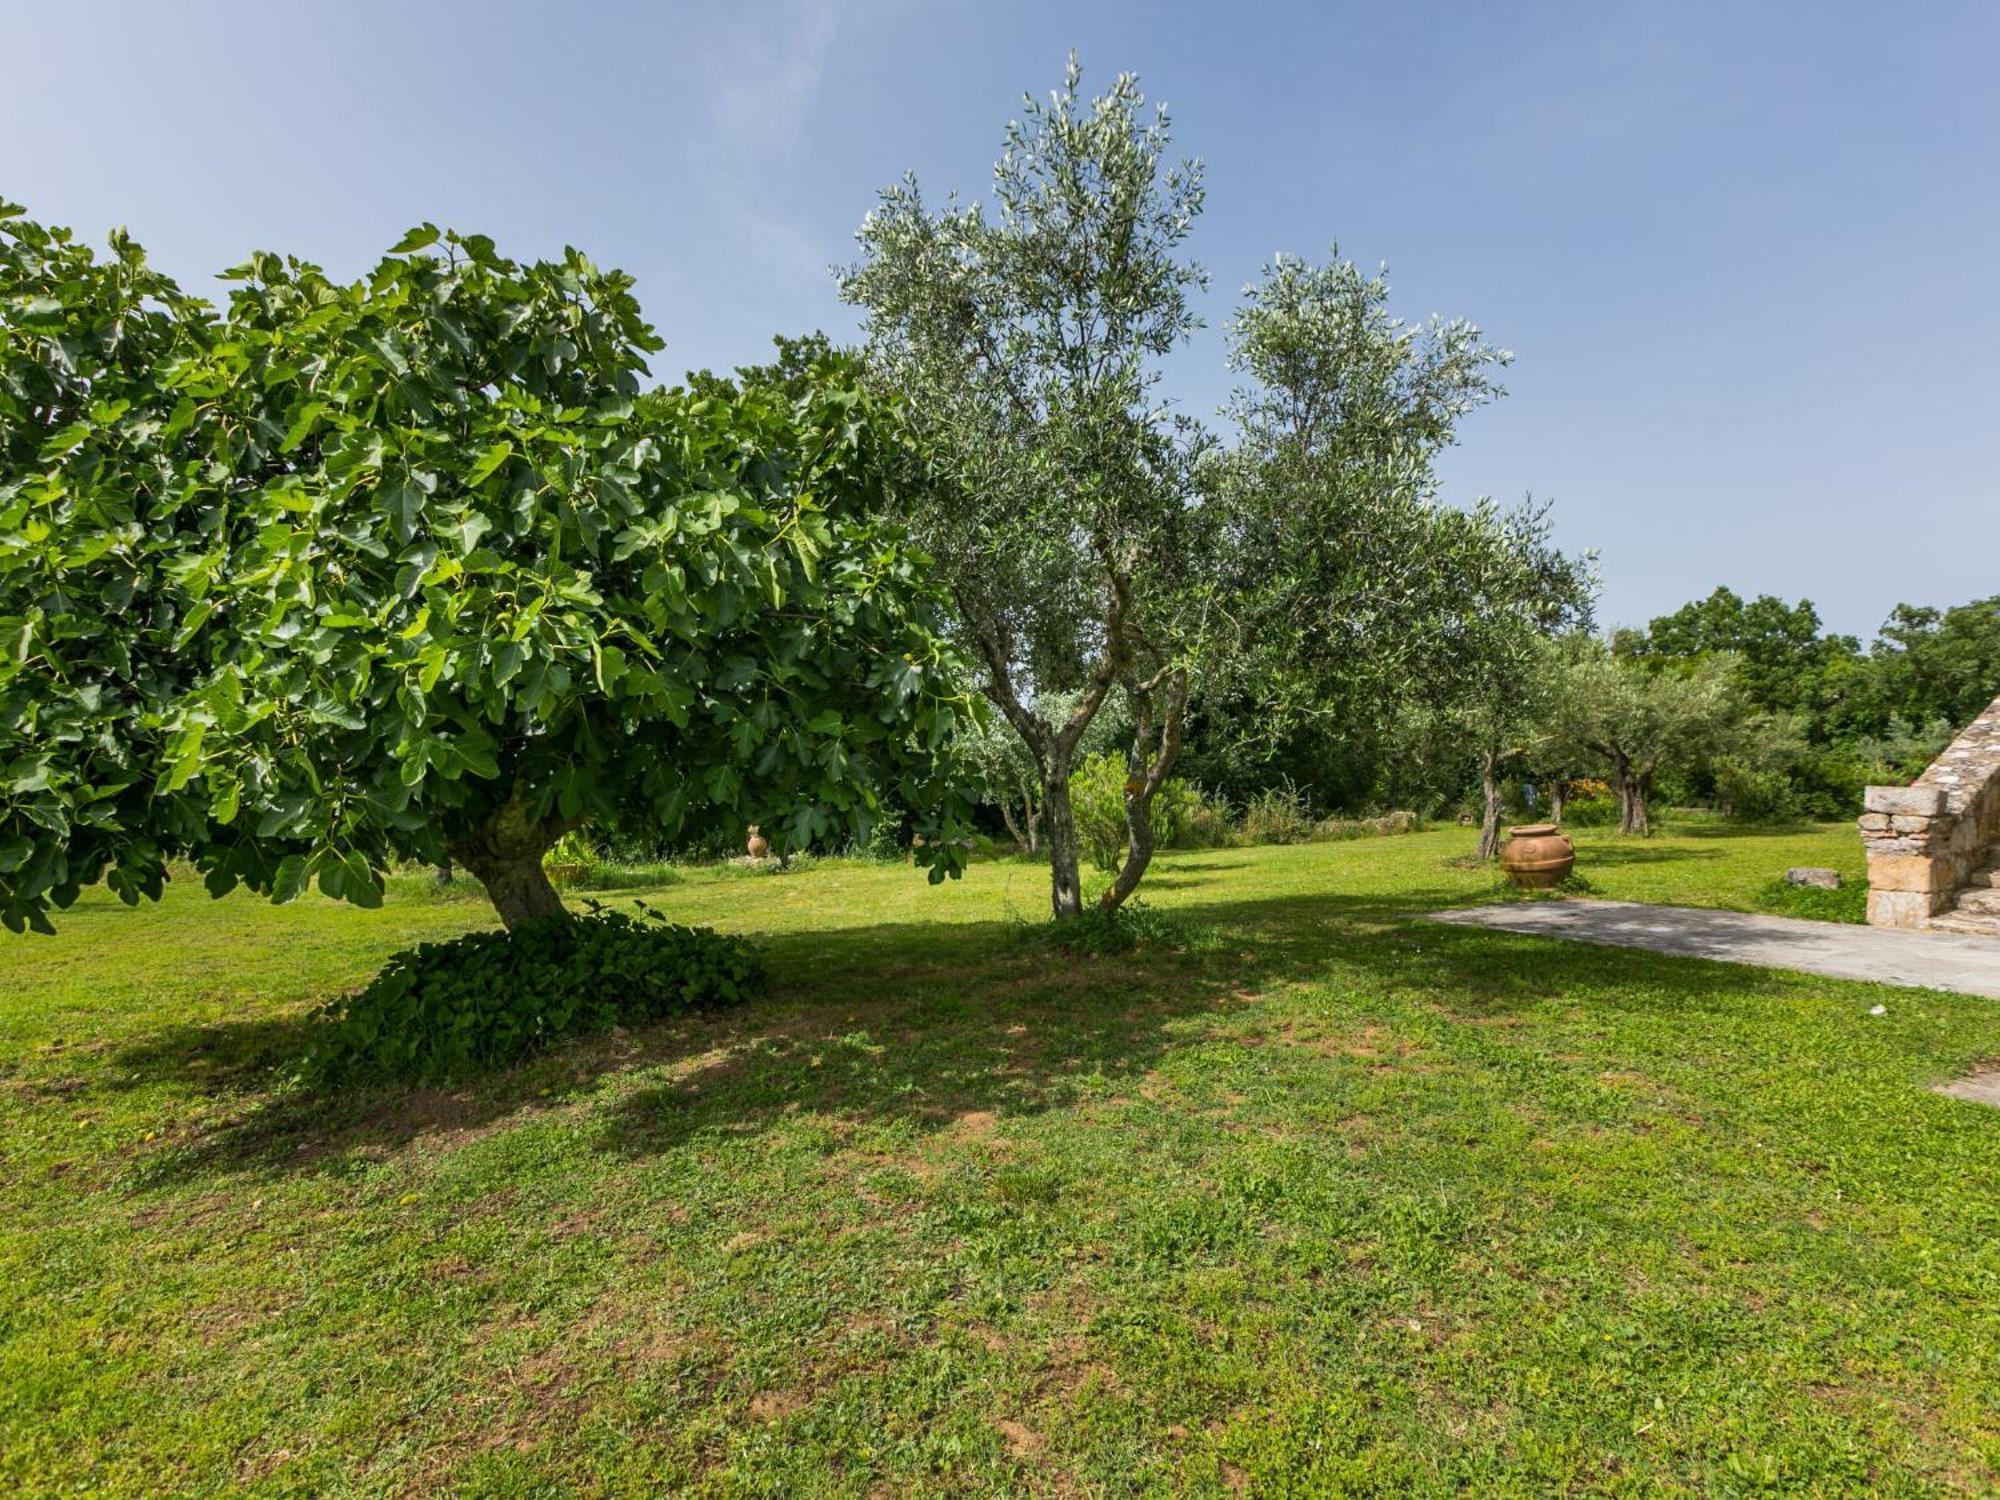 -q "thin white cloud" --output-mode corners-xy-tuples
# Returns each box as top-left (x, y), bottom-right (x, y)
(681, 0), (850, 298)
(699, 0), (841, 165)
